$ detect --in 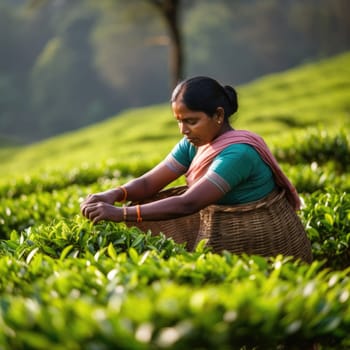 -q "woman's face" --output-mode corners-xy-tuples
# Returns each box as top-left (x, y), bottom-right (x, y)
(172, 100), (221, 146)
